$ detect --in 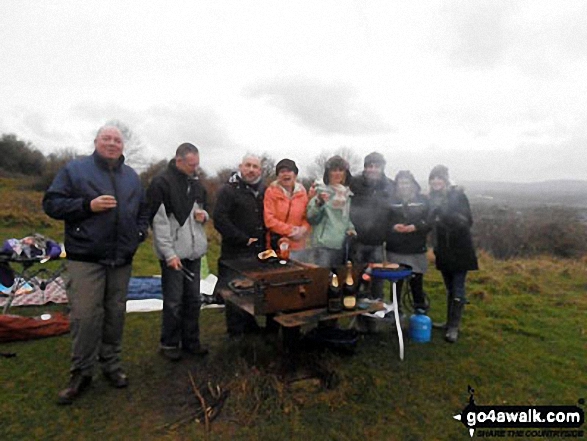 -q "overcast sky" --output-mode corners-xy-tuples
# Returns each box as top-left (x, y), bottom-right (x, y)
(1, 1), (586, 183)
